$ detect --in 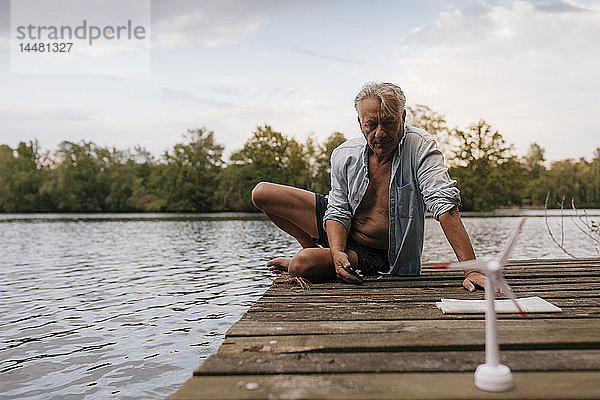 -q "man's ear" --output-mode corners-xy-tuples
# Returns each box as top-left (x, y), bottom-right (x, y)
(357, 116), (362, 130)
